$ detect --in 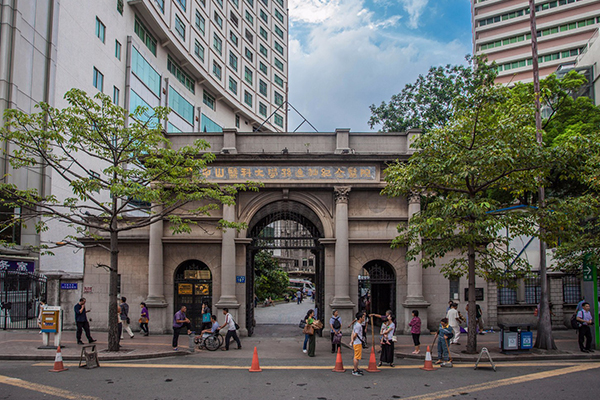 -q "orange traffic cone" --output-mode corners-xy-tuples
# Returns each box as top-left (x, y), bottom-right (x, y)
(332, 347), (345, 372)
(421, 345), (436, 371)
(49, 346), (68, 372)
(249, 346), (262, 372)
(365, 346), (380, 373)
